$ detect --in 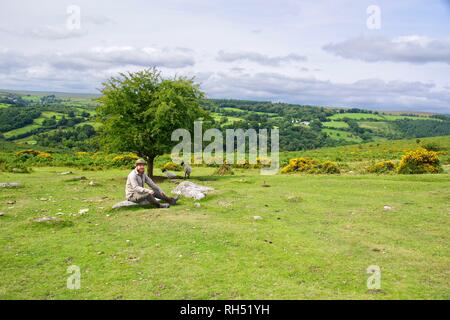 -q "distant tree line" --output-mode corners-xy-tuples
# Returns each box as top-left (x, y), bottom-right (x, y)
(37, 124), (97, 150)
(0, 107), (41, 132)
(393, 119), (450, 138)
